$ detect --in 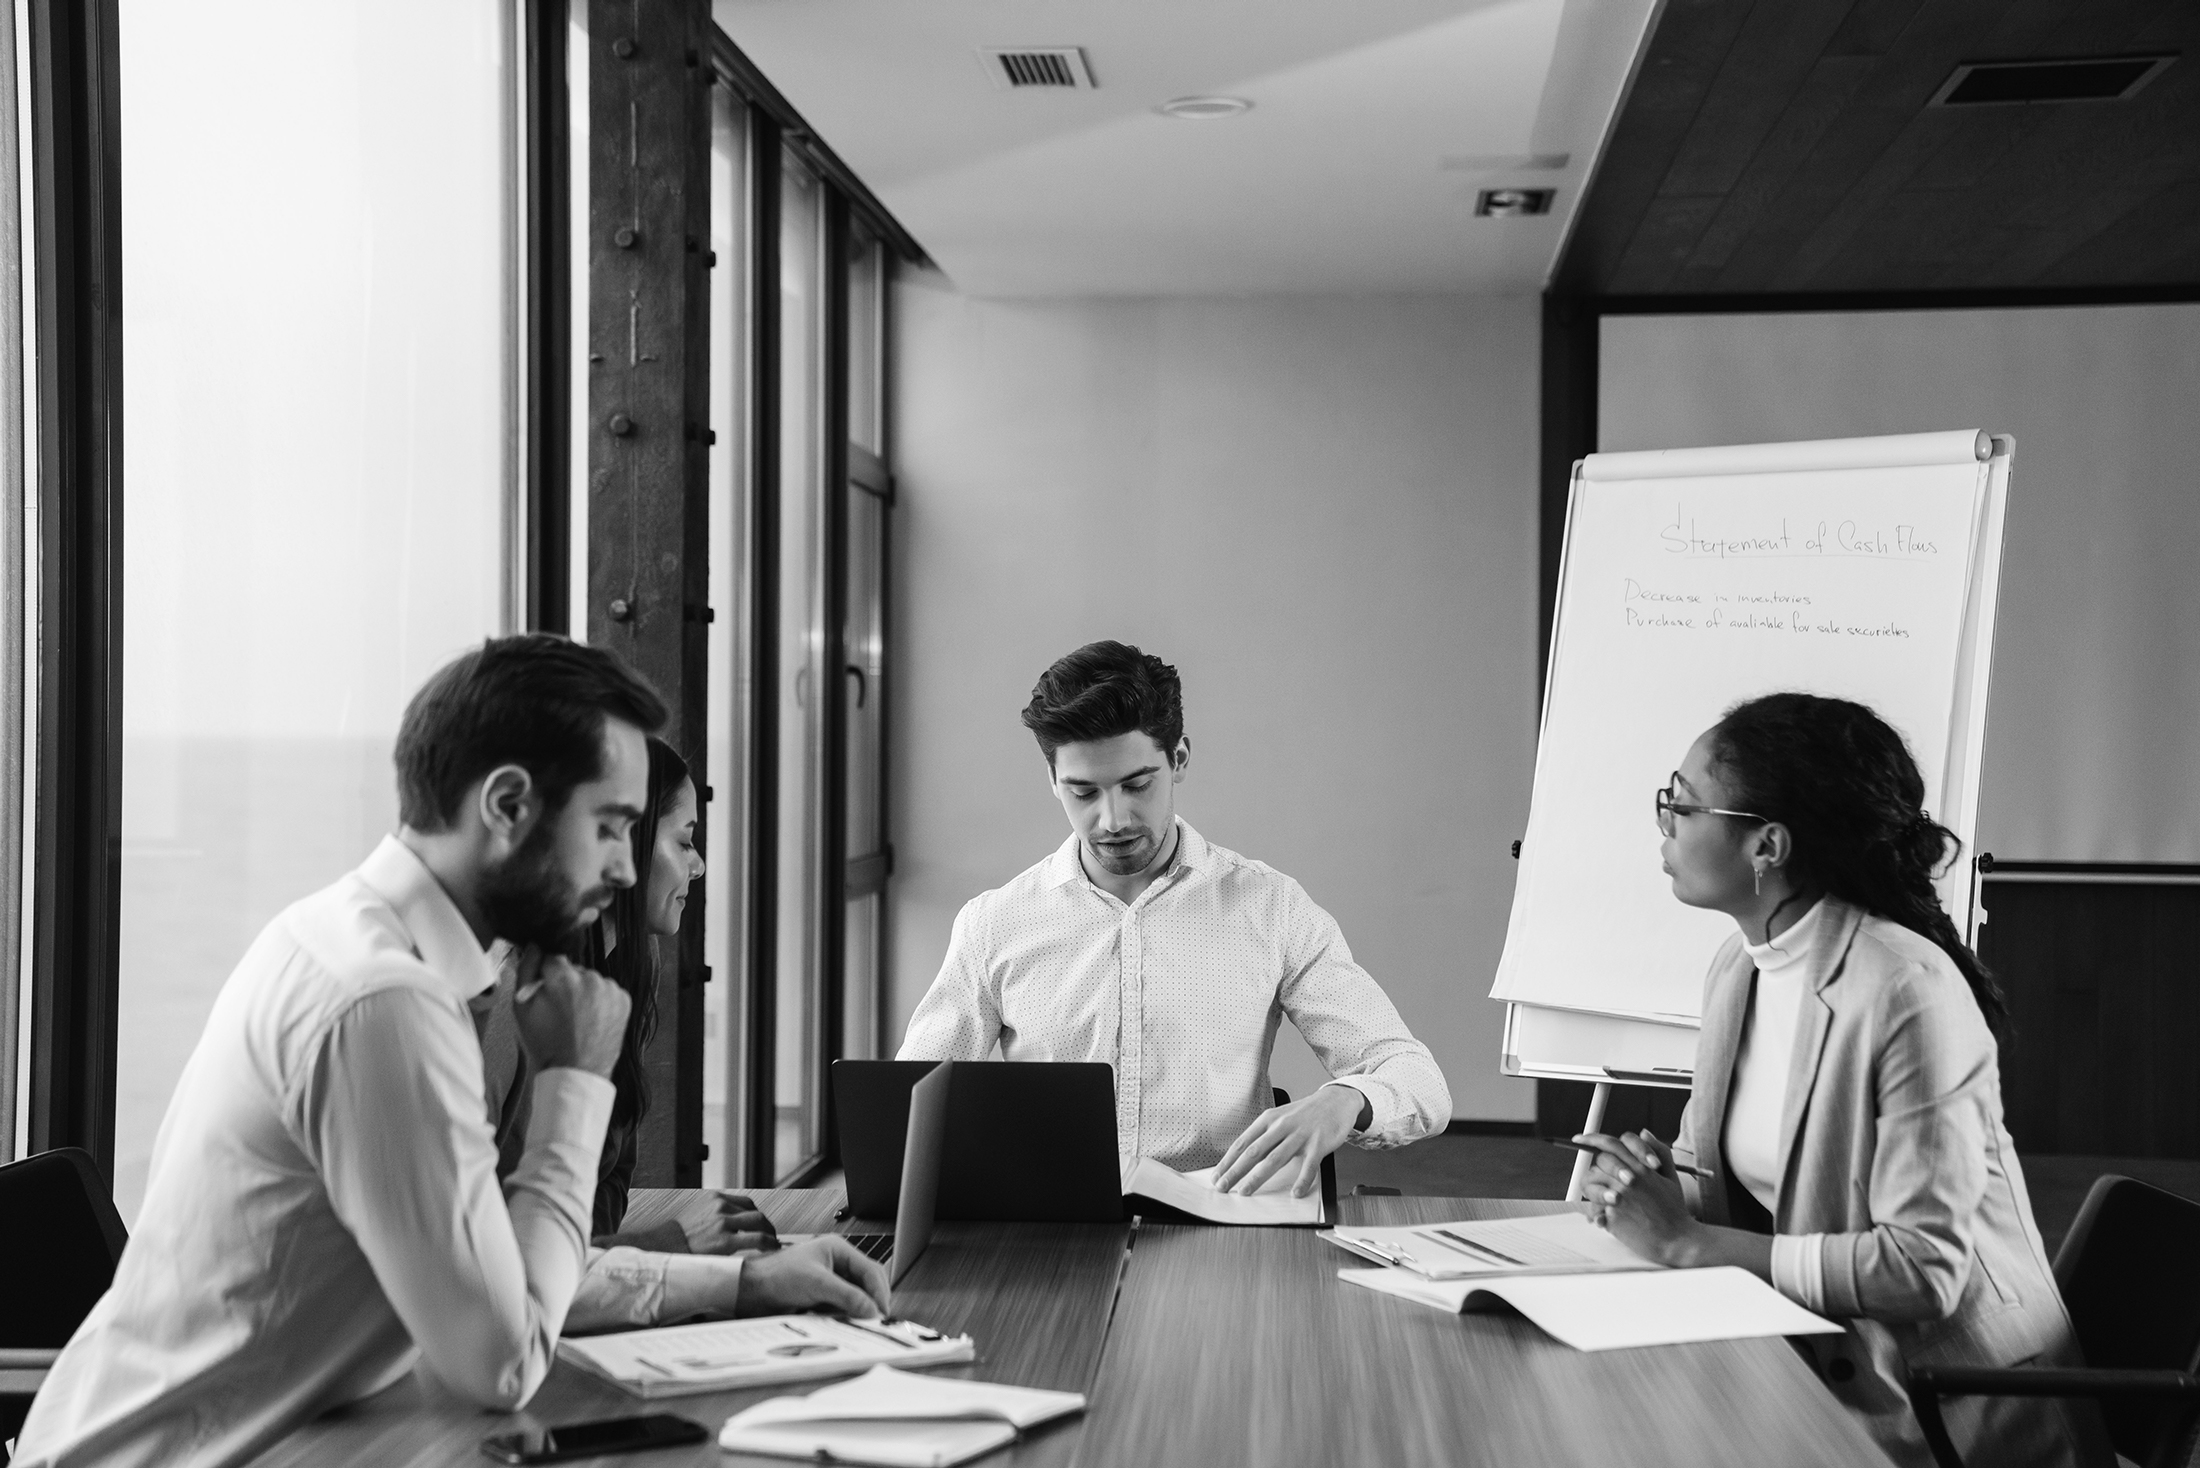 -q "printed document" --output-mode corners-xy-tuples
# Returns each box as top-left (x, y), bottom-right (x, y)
(558, 1315), (972, 1398)
(1322, 1211), (1651, 1277)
